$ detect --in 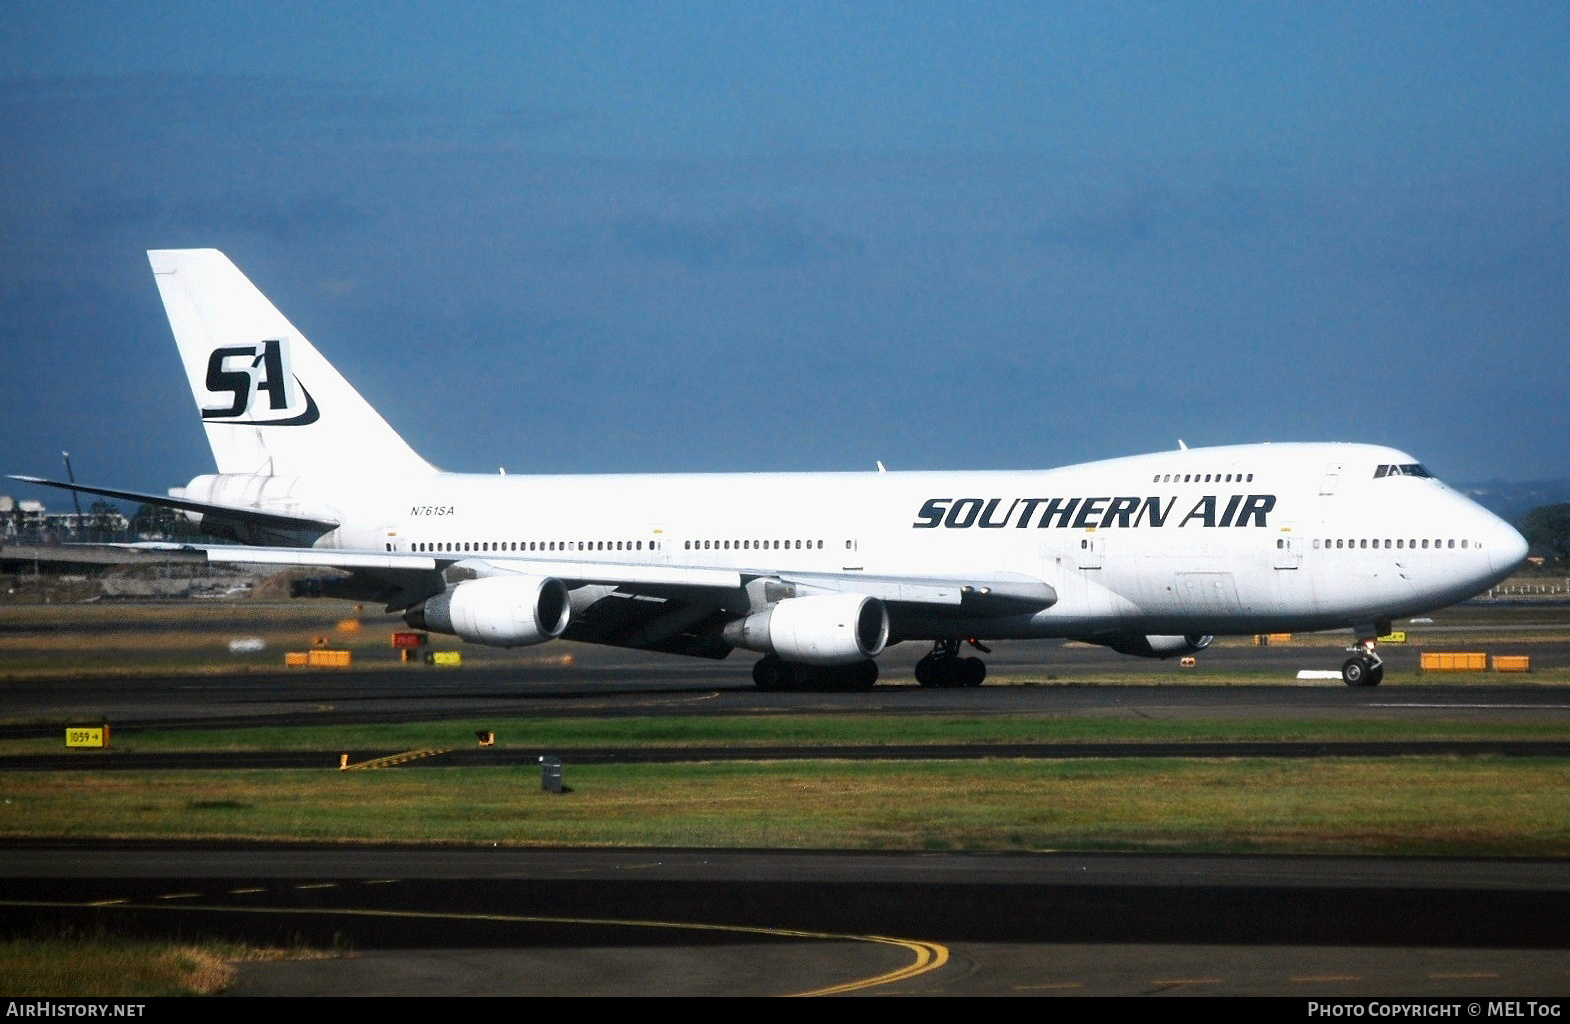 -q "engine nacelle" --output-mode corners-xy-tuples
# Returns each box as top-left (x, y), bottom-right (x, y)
(1090, 633), (1214, 660)
(722, 594), (889, 665)
(404, 575), (570, 648)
